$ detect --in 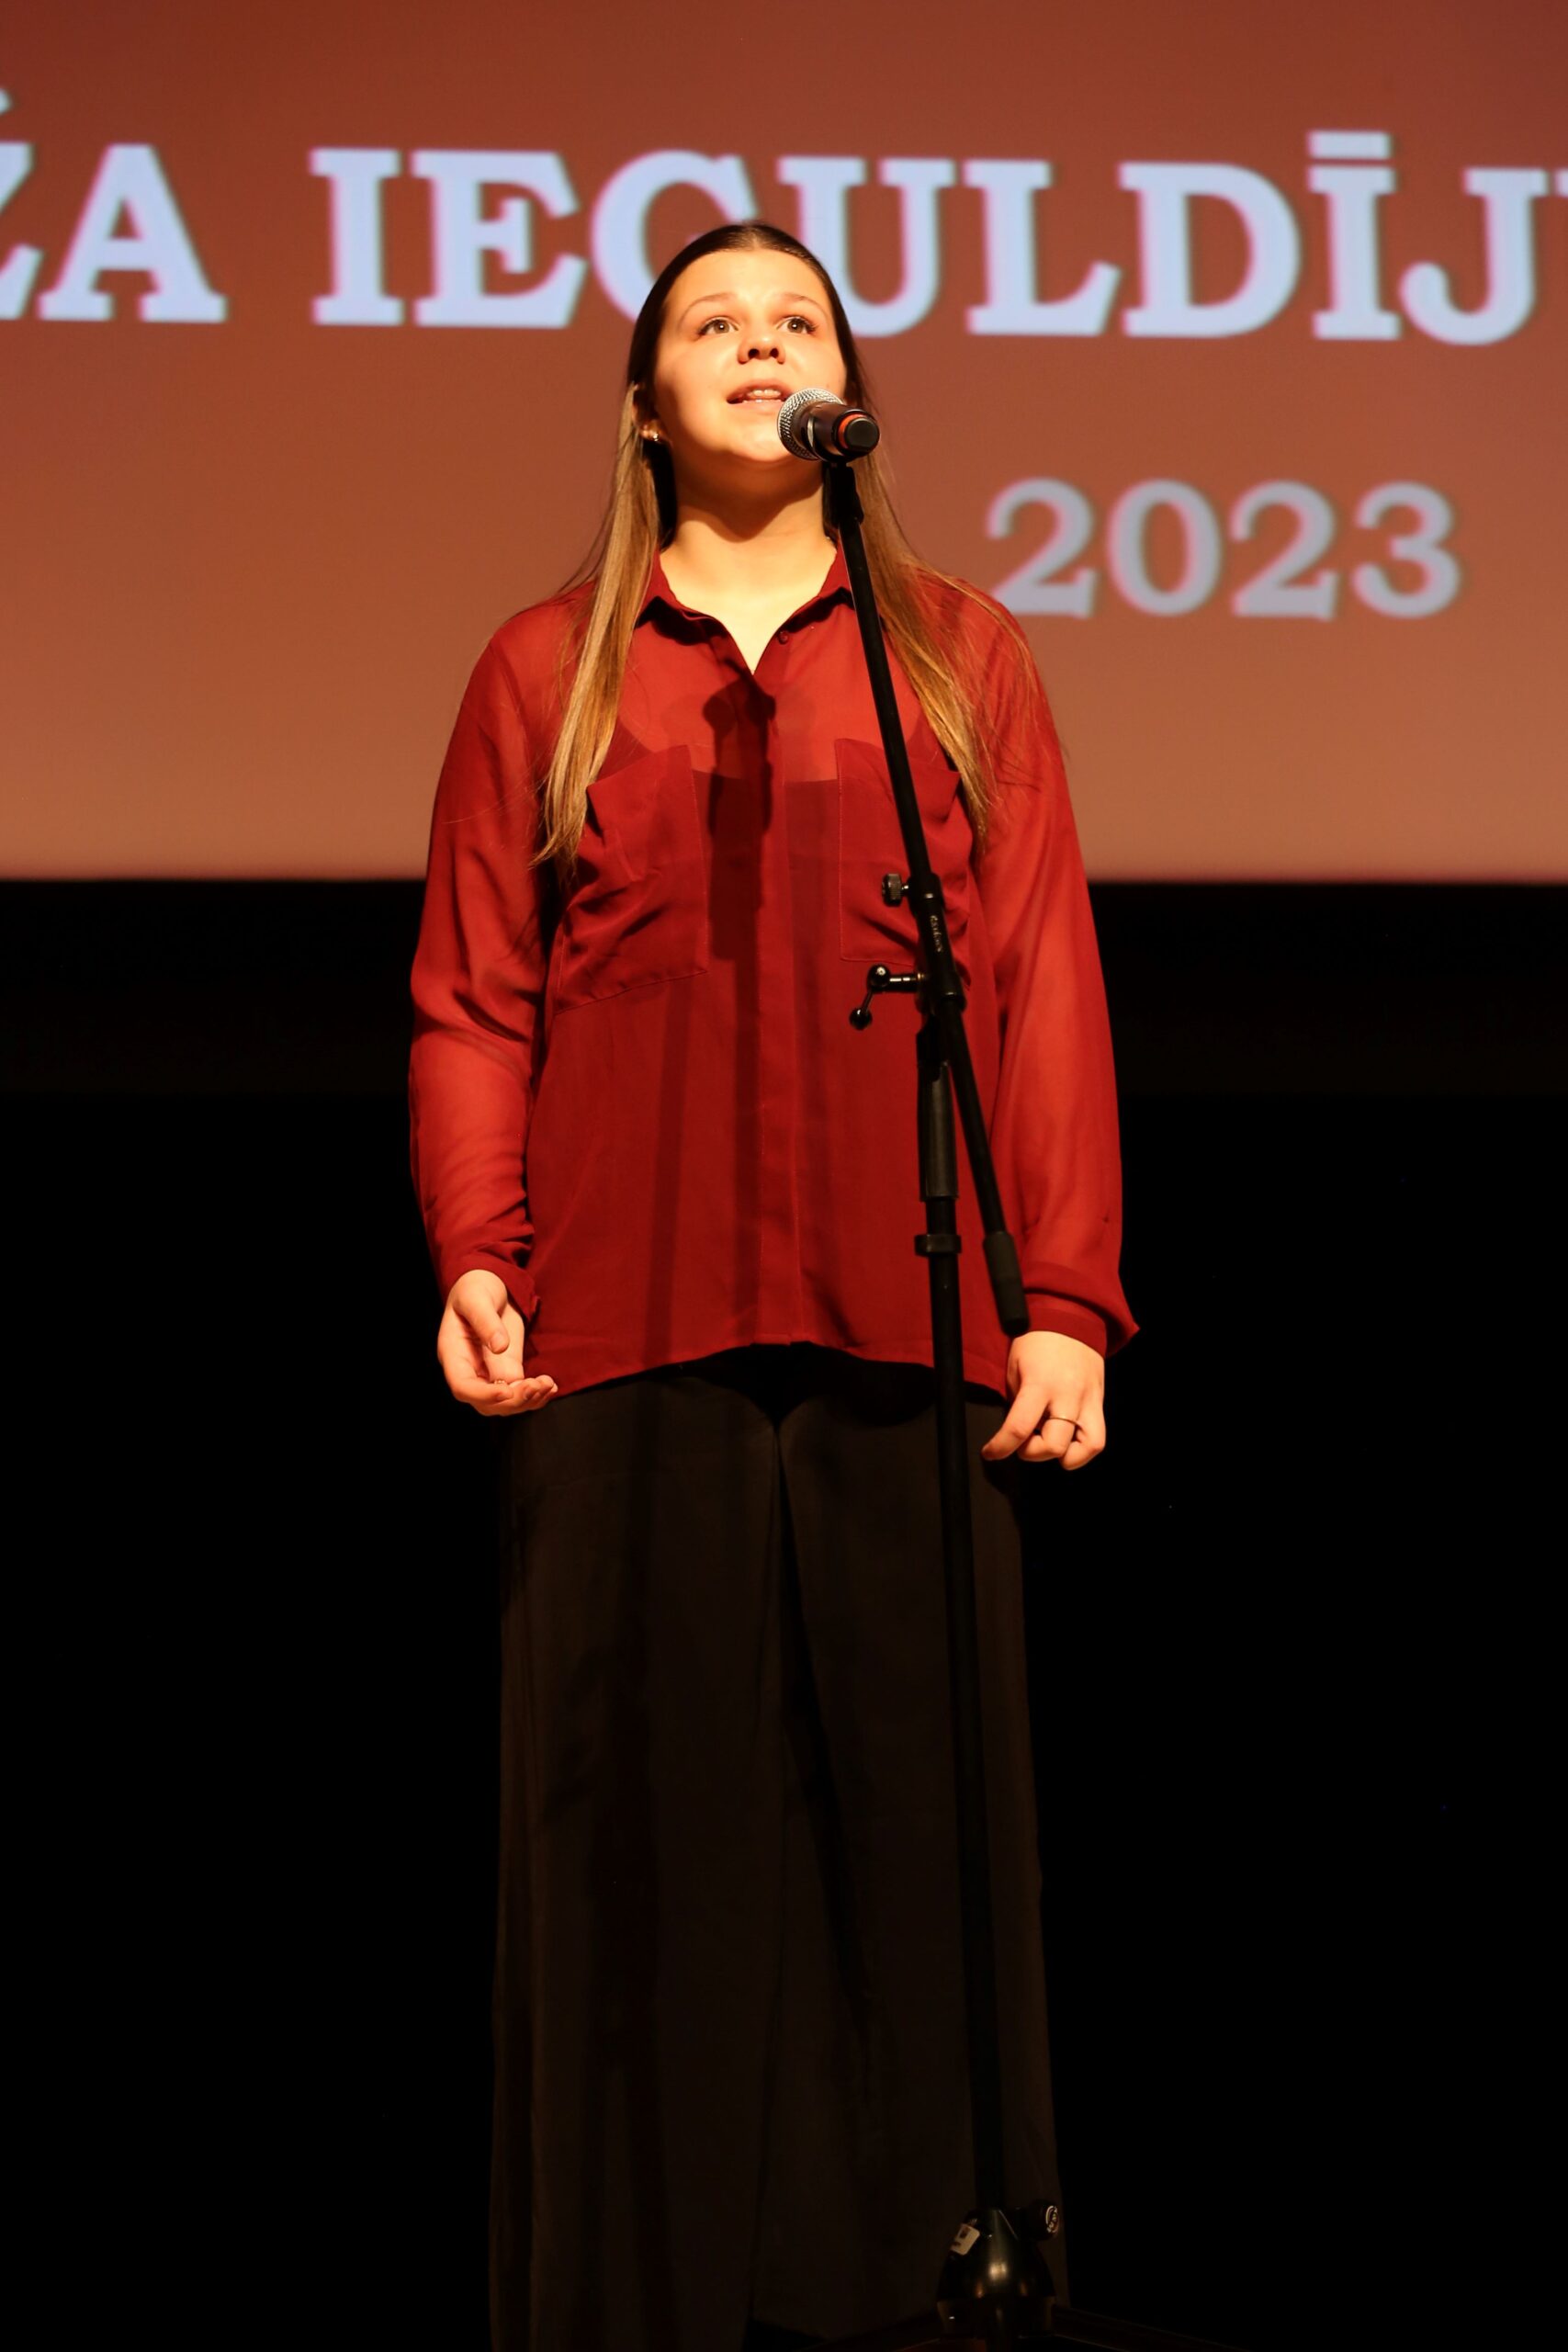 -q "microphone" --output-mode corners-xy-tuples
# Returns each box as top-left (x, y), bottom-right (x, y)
(776, 387), (881, 461)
